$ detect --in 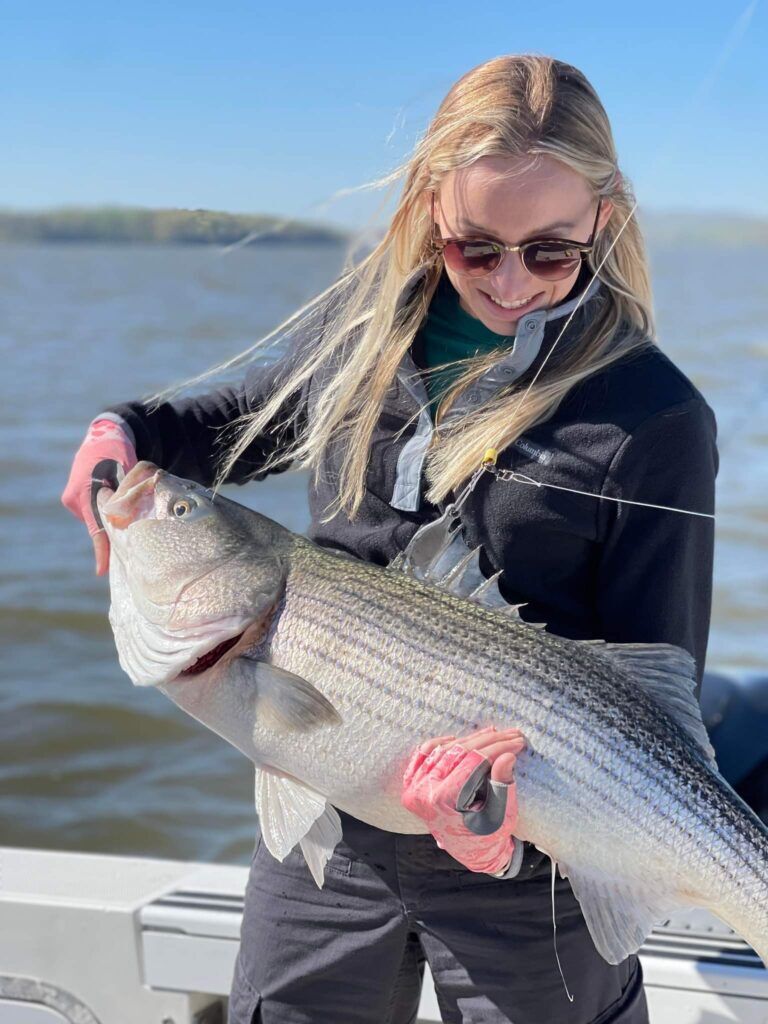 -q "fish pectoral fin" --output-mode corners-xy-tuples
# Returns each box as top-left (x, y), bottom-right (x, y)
(557, 860), (685, 965)
(254, 767), (341, 885)
(238, 658), (342, 733)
